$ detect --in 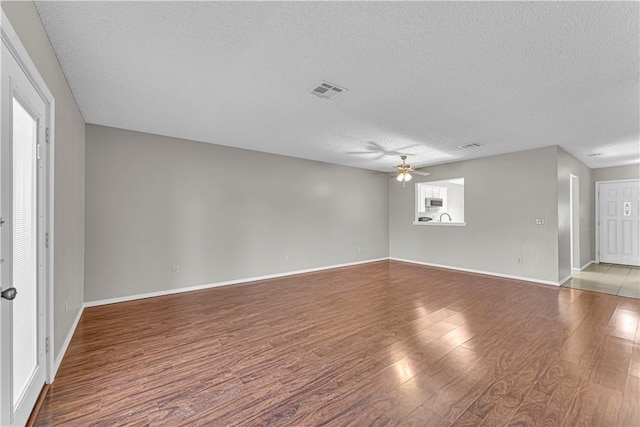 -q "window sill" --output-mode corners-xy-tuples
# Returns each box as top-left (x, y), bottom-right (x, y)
(413, 221), (467, 227)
